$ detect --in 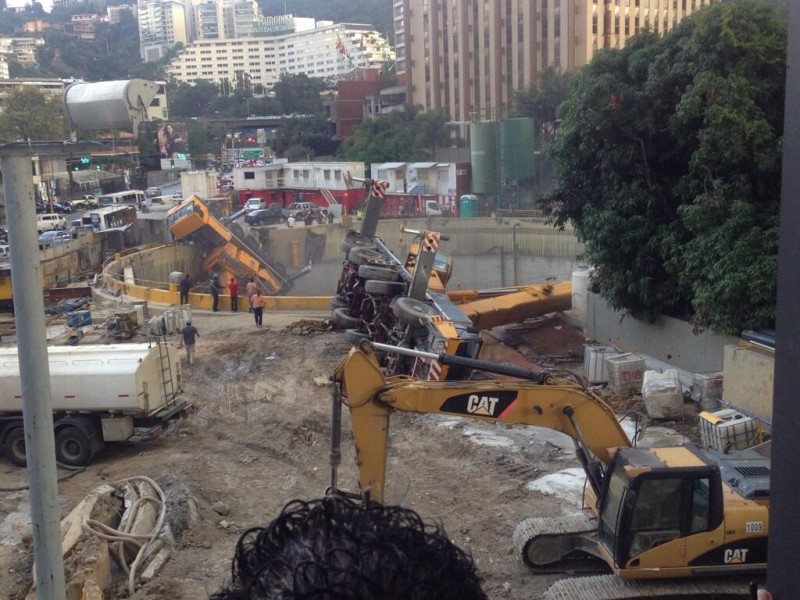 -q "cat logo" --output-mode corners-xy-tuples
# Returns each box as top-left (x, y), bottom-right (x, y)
(440, 391), (518, 419)
(467, 394), (499, 416)
(724, 548), (749, 564)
